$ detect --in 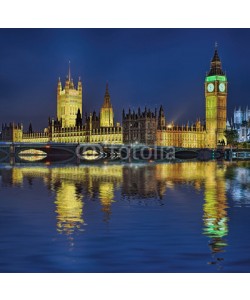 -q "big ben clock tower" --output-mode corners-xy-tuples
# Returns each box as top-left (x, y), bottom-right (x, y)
(205, 46), (227, 148)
